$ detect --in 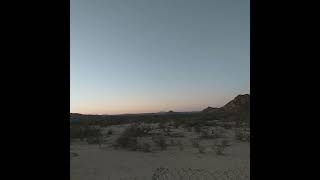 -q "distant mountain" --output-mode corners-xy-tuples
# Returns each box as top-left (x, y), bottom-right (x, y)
(70, 113), (109, 122)
(221, 94), (250, 113)
(70, 111), (199, 122)
(71, 94), (250, 123)
(202, 107), (219, 113)
(202, 94), (250, 113)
